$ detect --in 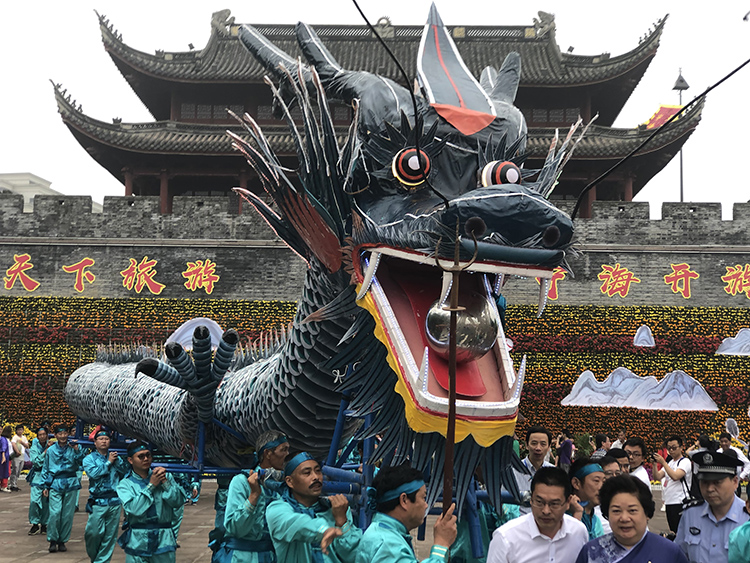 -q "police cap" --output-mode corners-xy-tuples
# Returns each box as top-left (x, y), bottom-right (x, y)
(693, 450), (742, 480)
